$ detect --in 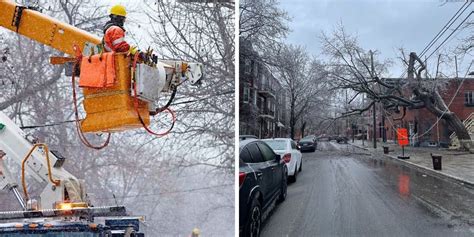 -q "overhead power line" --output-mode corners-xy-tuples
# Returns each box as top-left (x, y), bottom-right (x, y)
(92, 183), (233, 200)
(18, 91), (234, 129)
(419, 1), (471, 58)
(385, 60), (473, 139)
(399, 4), (473, 79)
(19, 119), (78, 129)
(424, 10), (474, 61)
